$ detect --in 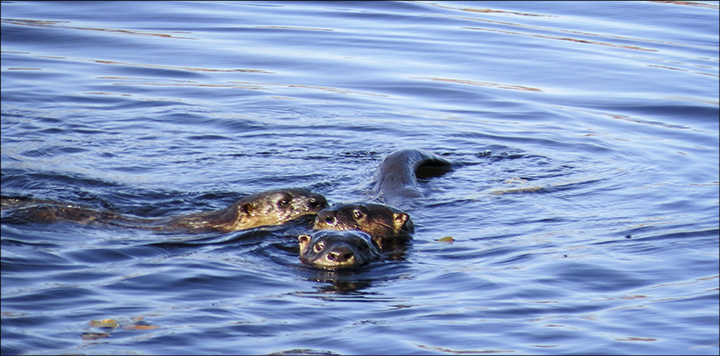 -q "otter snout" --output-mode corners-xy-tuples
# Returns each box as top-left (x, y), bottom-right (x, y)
(326, 245), (354, 263)
(298, 230), (380, 269)
(316, 210), (337, 226)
